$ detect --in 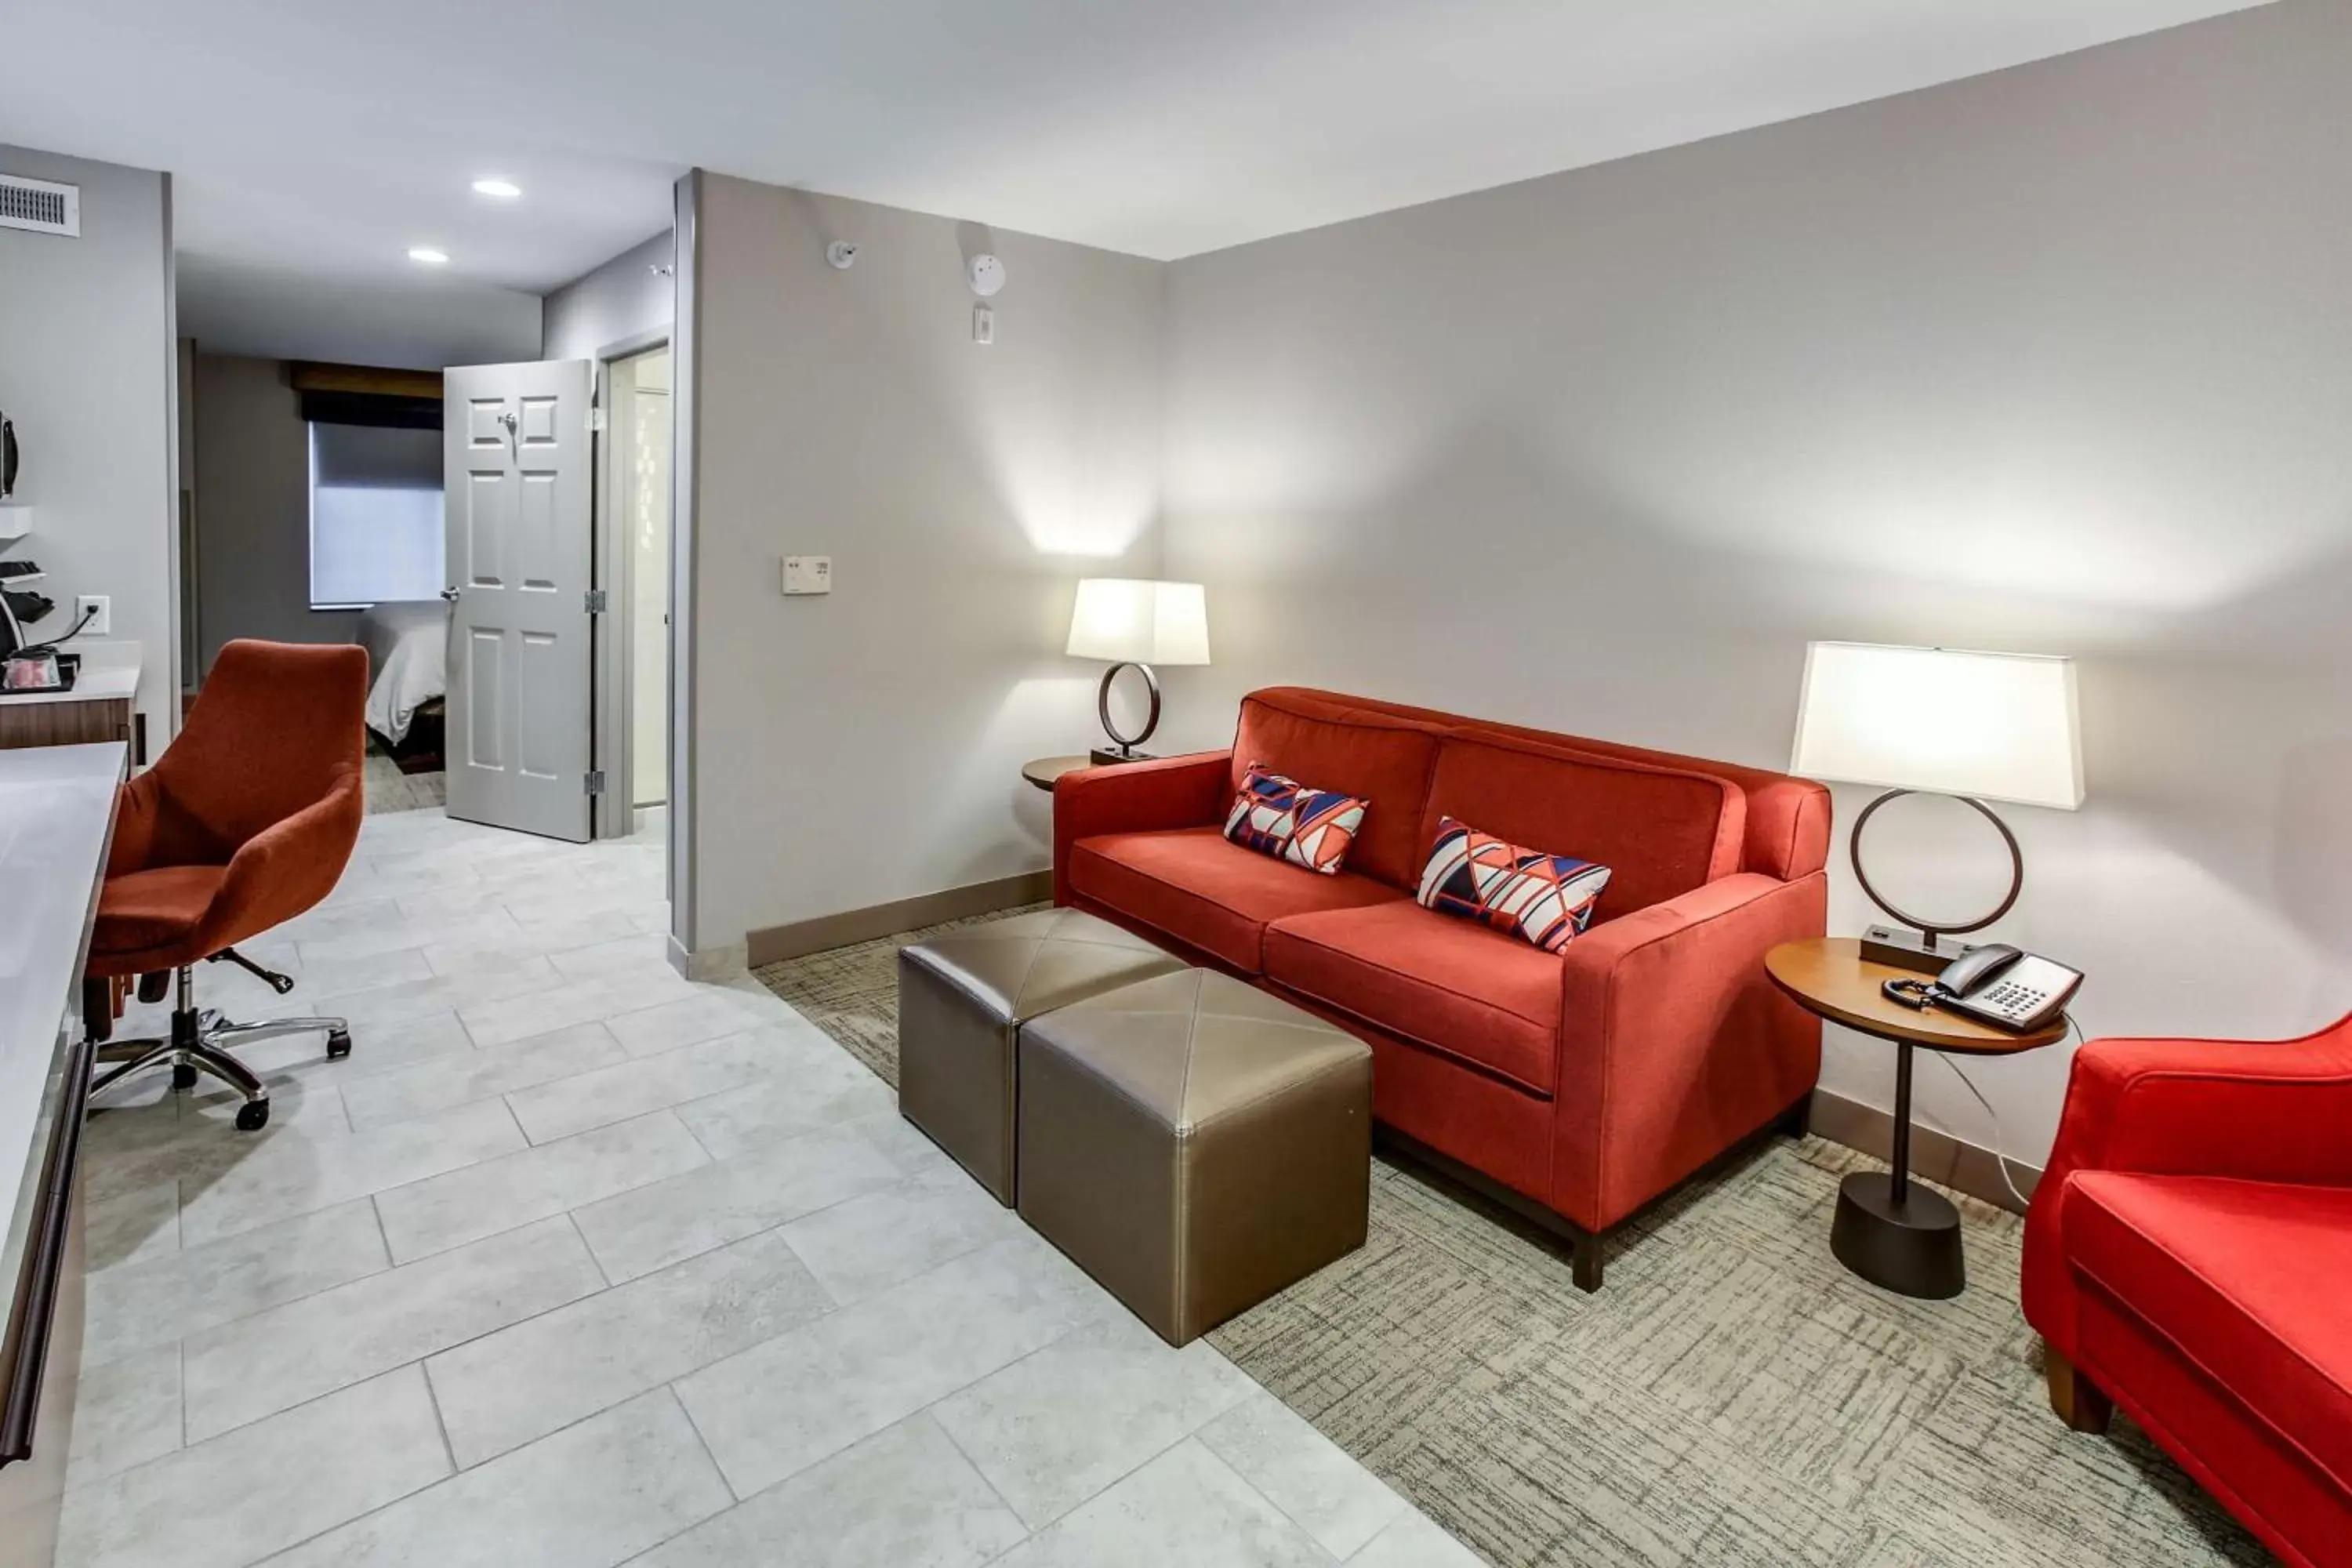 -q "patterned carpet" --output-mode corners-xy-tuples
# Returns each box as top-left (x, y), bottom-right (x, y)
(753, 911), (2271, 1568)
